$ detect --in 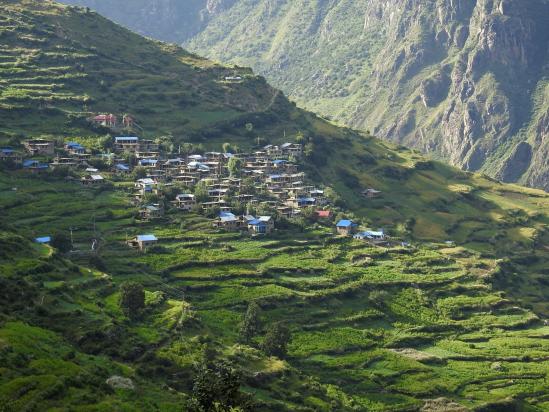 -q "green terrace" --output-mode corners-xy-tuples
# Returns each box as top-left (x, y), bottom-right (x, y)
(1, 170), (548, 411)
